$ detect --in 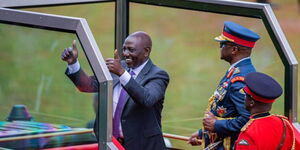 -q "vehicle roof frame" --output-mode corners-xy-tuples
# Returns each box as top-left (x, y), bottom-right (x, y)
(0, 0), (299, 149)
(0, 0), (113, 8)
